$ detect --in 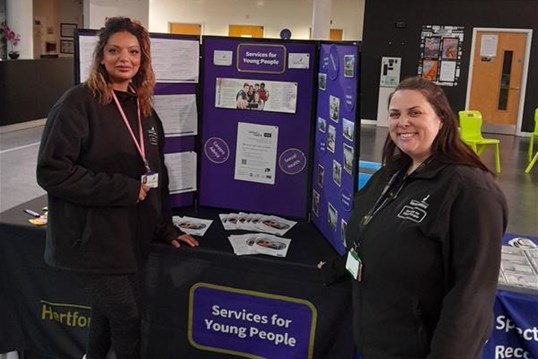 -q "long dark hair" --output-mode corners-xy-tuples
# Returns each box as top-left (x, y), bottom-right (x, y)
(86, 17), (155, 117)
(382, 76), (492, 174)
